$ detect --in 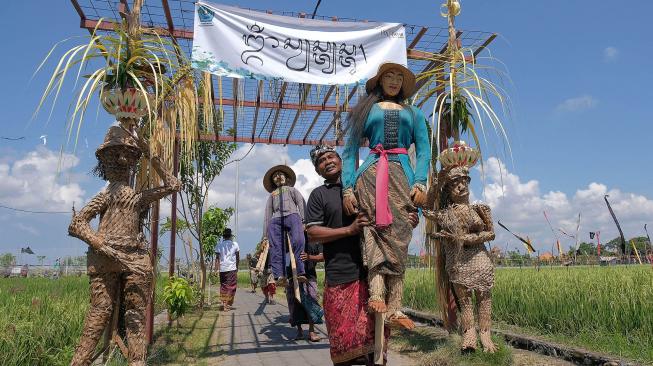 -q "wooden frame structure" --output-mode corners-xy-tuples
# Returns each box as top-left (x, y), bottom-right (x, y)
(68, 0), (496, 345)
